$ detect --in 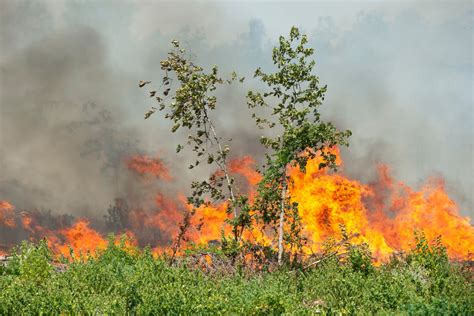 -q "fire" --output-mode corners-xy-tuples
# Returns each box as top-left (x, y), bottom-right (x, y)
(20, 212), (34, 232)
(126, 155), (171, 180)
(138, 194), (185, 241)
(188, 202), (230, 245)
(289, 151), (393, 260)
(47, 219), (137, 259)
(288, 149), (473, 261)
(0, 200), (16, 228)
(229, 156), (262, 202)
(1, 150), (473, 263)
(369, 174), (474, 260)
(229, 156), (262, 186)
(48, 220), (107, 258)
